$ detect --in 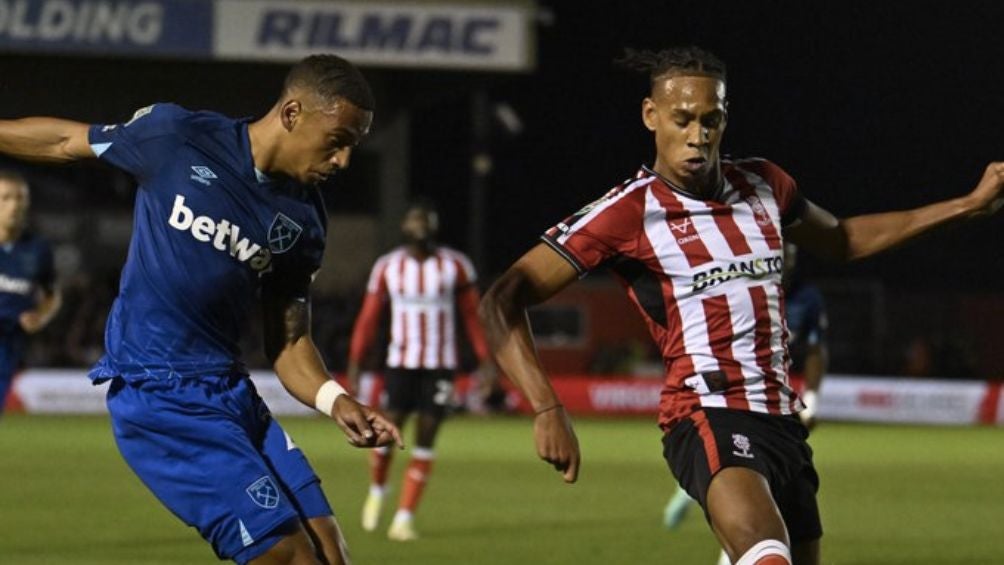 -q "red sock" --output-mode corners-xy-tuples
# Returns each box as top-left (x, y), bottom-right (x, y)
(369, 447), (394, 487)
(752, 557), (789, 565)
(398, 450), (434, 512)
